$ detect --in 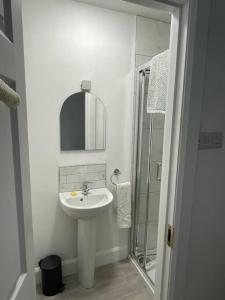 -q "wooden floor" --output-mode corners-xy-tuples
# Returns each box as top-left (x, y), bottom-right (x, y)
(36, 259), (154, 300)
